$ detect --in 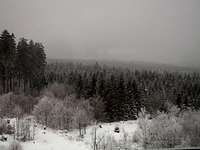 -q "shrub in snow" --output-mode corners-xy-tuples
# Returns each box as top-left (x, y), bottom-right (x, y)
(0, 119), (7, 135)
(0, 93), (37, 118)
(33, 95), (94, 134)
(0, 93), (15, 118)
(44, 82), (66, 99)
(179, 109), (200, 147)
(137, 106), (200, 149)
(136, 108), (151, 148)
(33, 96), (55, 126)
(5, 124), (14, 134)
(90, 126), (133, 150)
(88, 97), (106, 122)
(146, 112), (183, 148)
(15, 118), (34, 142)
(137, 107), (184, 149)
(0, 119), (14, 135)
